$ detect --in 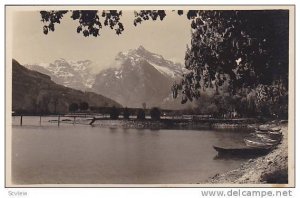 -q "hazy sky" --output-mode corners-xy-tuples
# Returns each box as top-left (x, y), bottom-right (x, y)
(12, 10), (191, 72)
